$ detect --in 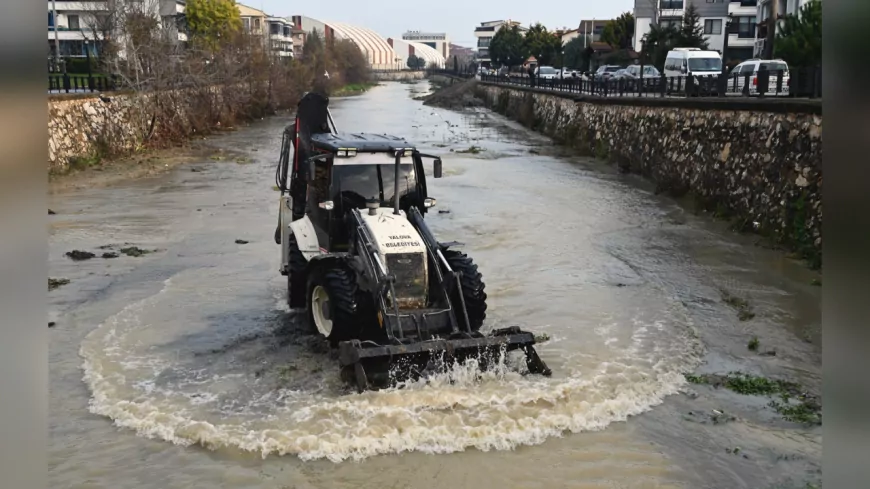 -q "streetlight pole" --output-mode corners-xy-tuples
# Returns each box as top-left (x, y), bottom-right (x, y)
(84, 38), (93, 90)
(722, 14), (732, 74)
(50, 0), (63, 73)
